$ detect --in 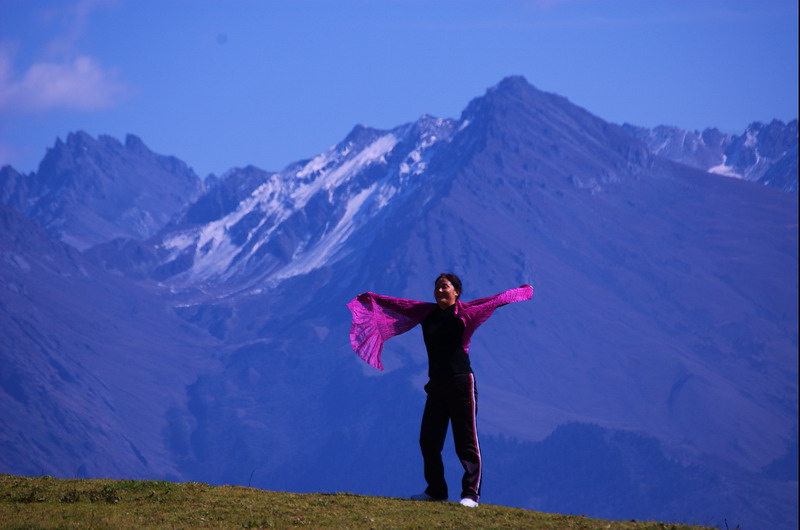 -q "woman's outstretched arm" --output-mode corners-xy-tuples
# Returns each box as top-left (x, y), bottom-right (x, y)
(455, 285), (534, 354)
(346, 292), (436, 370)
